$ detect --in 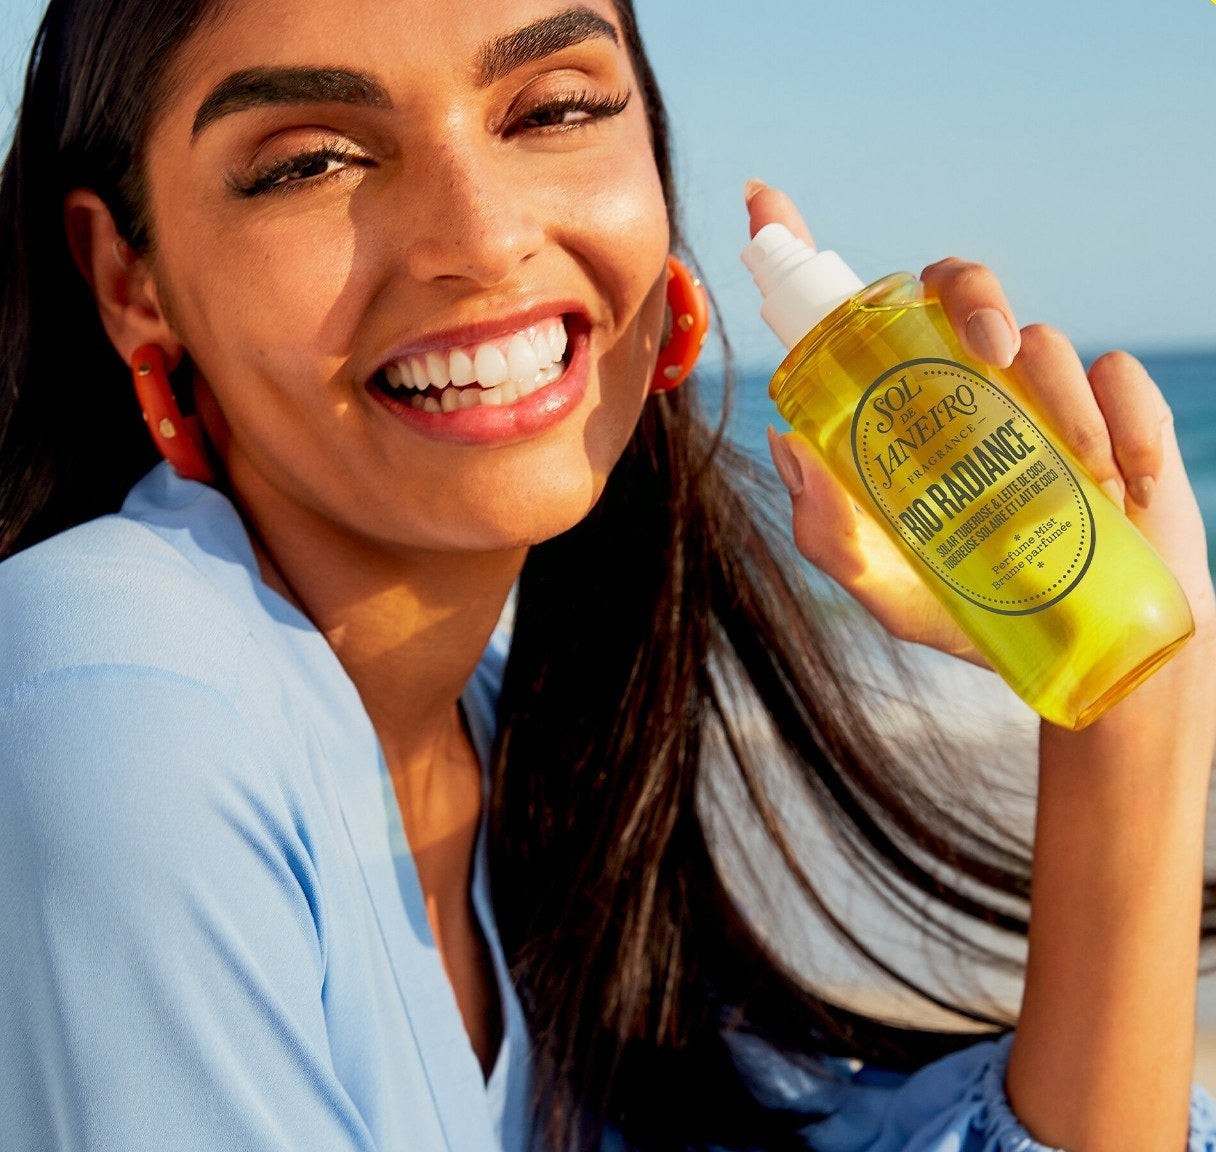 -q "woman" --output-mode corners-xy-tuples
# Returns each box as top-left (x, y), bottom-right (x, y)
(0, 0), (1212, 1149)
